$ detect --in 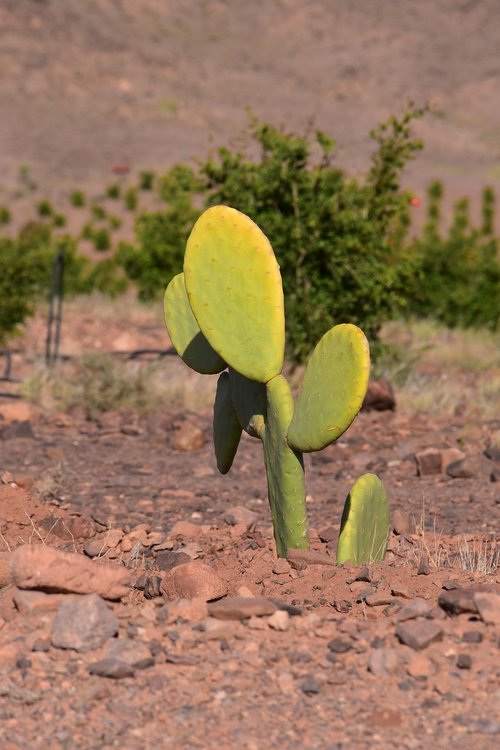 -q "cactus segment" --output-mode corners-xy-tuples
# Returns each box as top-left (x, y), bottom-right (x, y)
(287, 324), (370, 452)
(336, 473), (390, 565)
(262, 375), (309, 558)
(228, 369), (266, 439)
(213, 372), (242, 474)
(164, 273), (226, 375)
(183, 206), (285, 383)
